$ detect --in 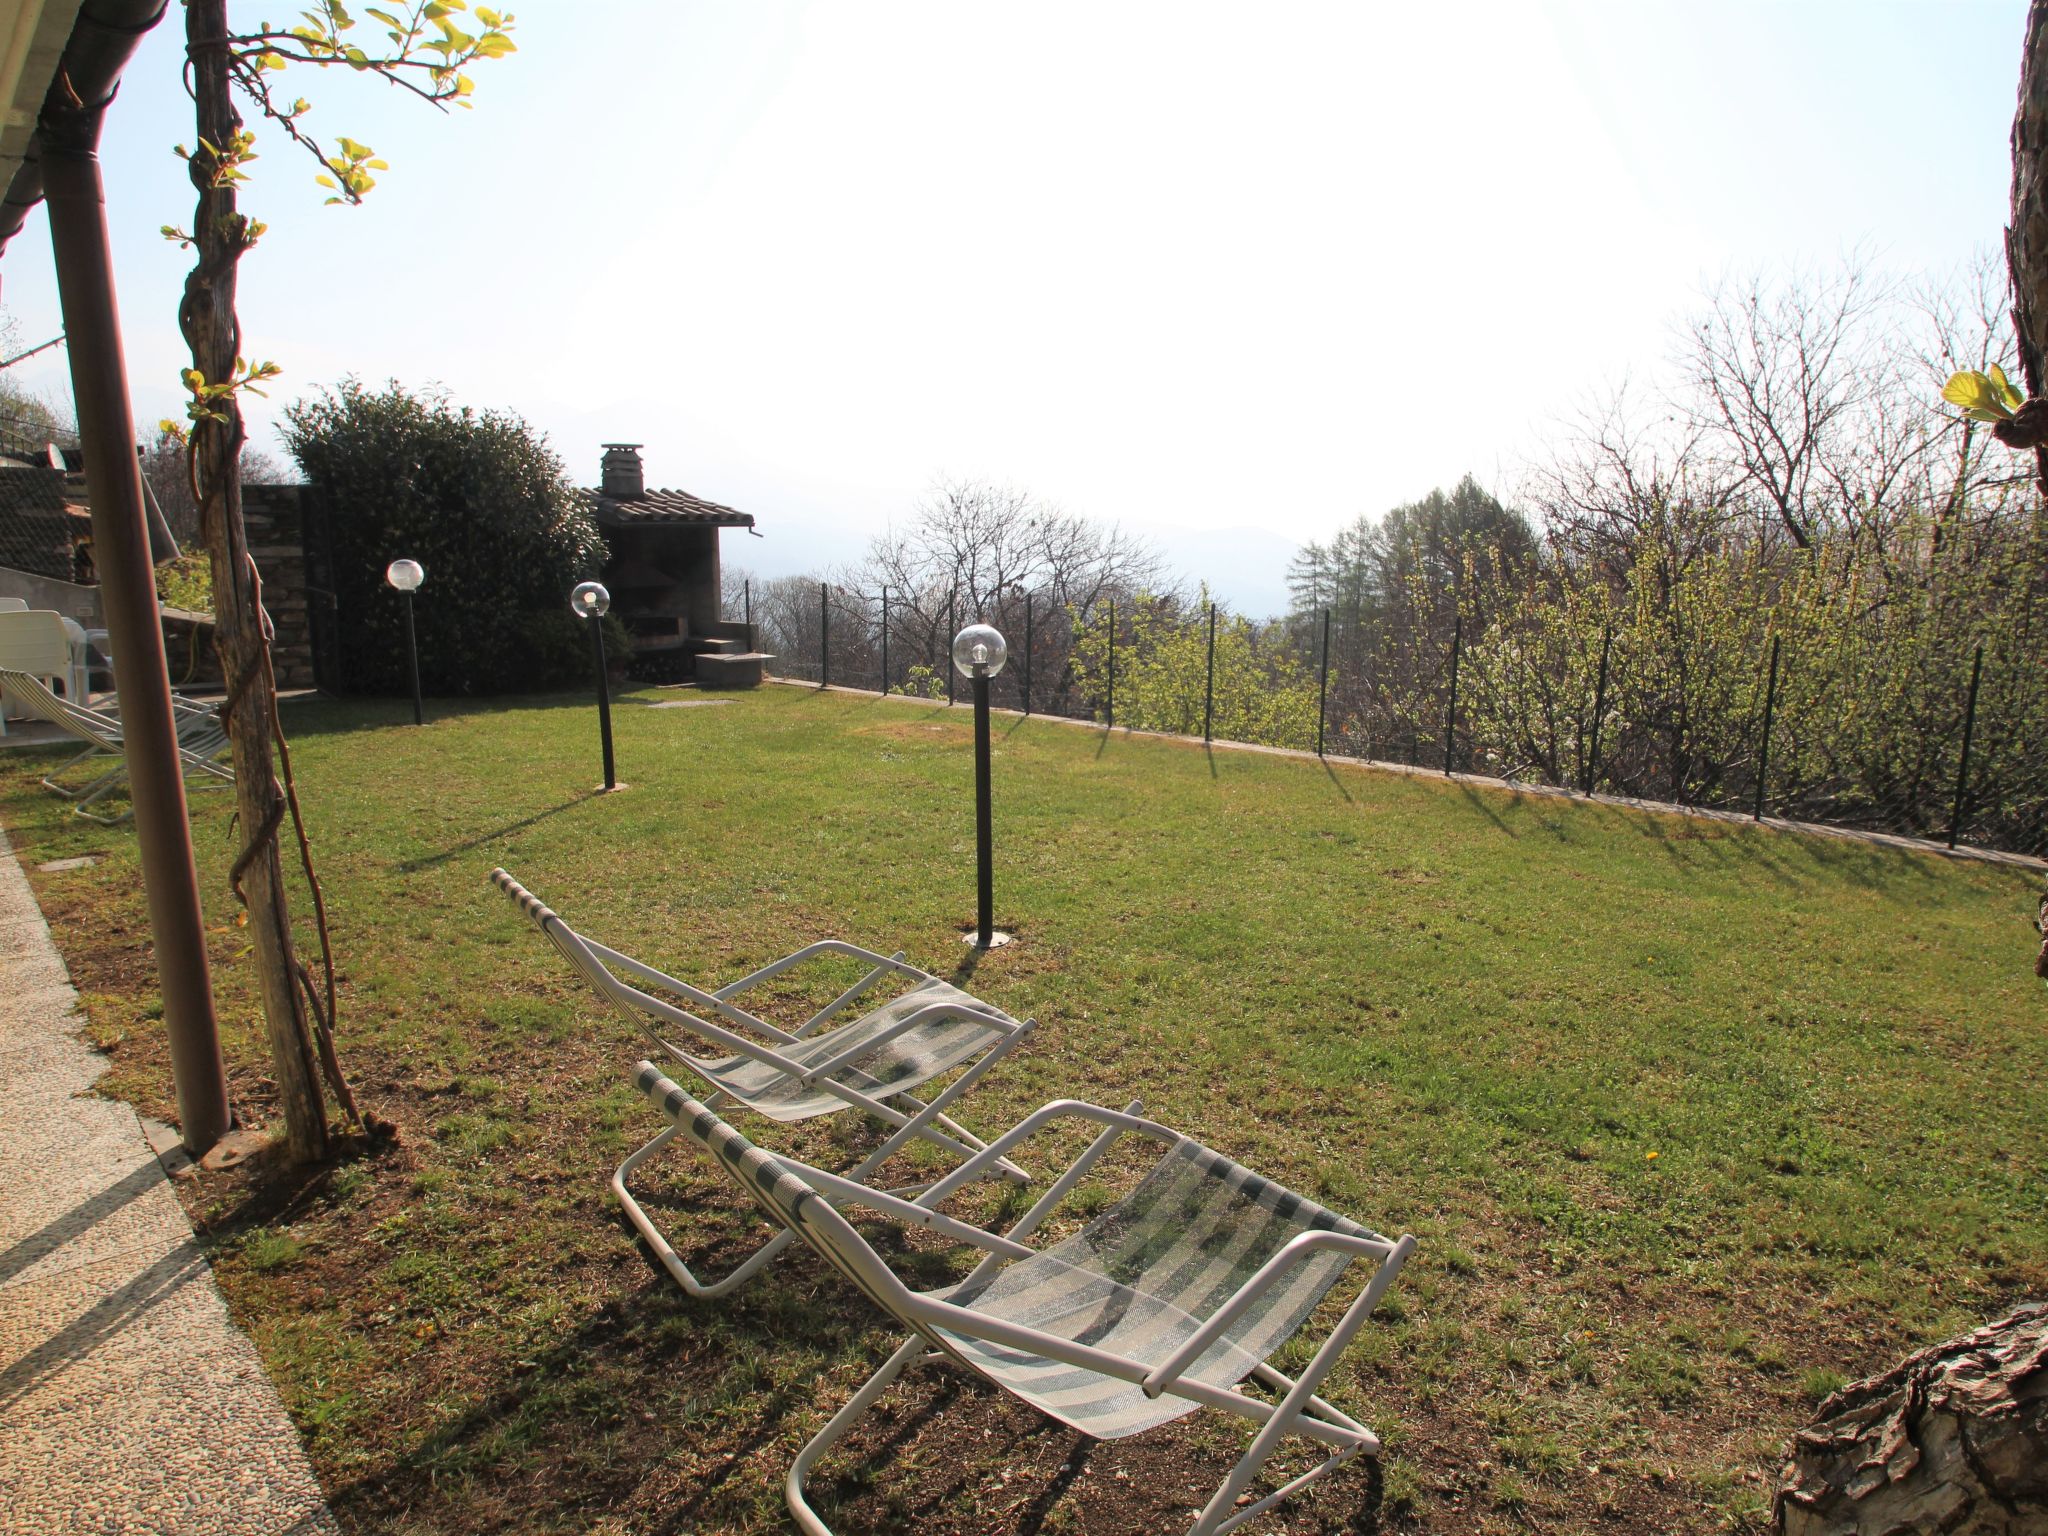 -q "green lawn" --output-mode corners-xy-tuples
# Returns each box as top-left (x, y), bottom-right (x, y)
(5, 683), (2044, 1536)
